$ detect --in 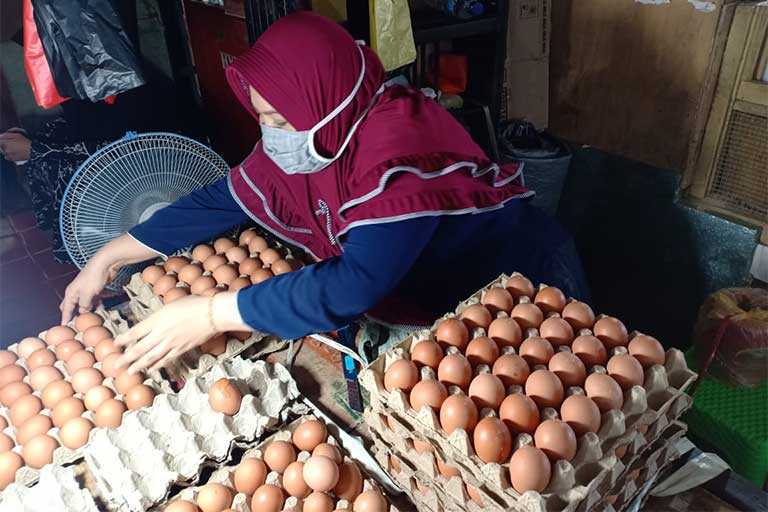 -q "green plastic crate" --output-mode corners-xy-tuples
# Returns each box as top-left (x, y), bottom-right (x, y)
(683, 350), (768, 487)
